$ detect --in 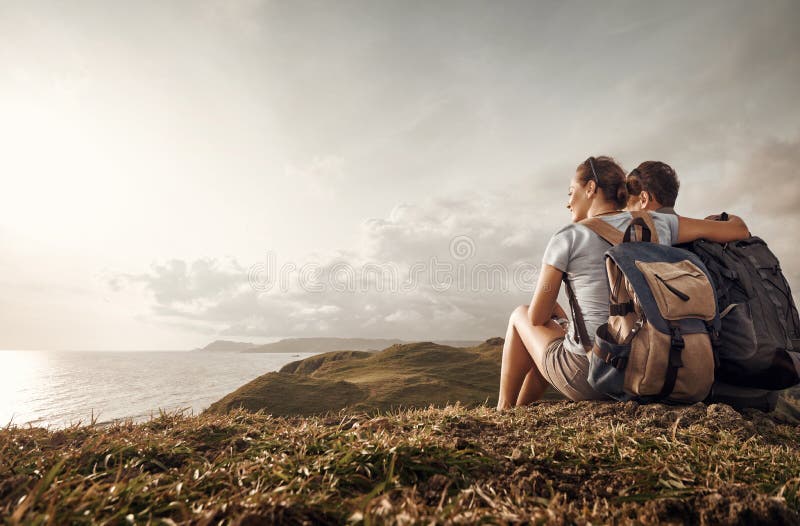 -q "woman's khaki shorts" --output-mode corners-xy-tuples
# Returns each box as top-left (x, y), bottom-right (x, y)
(541, 337), (612, 401)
